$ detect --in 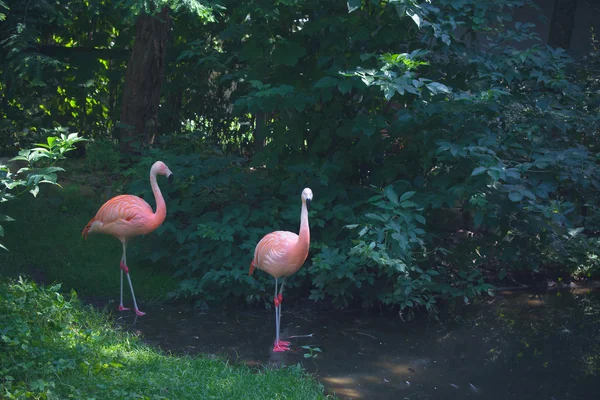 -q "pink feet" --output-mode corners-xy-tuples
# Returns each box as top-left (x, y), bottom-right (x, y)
(120, 261), (129, 274)
(273, 340), (290, 352)
(118, 305), (145, 316)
